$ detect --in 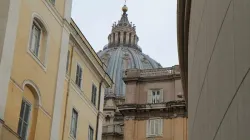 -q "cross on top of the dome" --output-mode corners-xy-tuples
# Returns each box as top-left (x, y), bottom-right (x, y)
(118, 5), (129, 25)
